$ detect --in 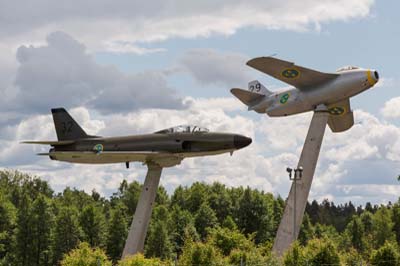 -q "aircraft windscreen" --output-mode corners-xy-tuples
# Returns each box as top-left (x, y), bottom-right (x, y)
(155, 125), (209, 134)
